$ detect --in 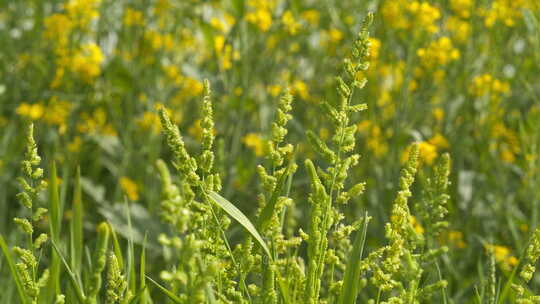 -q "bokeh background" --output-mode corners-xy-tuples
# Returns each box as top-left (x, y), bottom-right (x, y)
(0, 0), (539, 301)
